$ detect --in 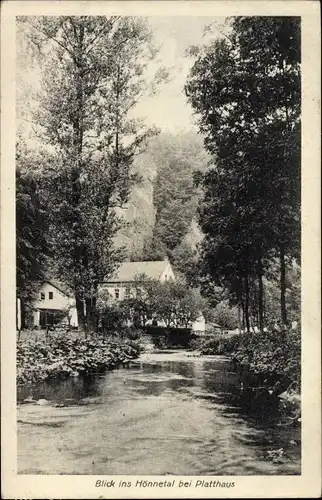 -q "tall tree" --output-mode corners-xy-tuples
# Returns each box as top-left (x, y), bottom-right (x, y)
(18, 16), (164, 332)
(232, 17), (301, 325)
(16, 141), (49, 328)
(185, 17), (300, 327)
